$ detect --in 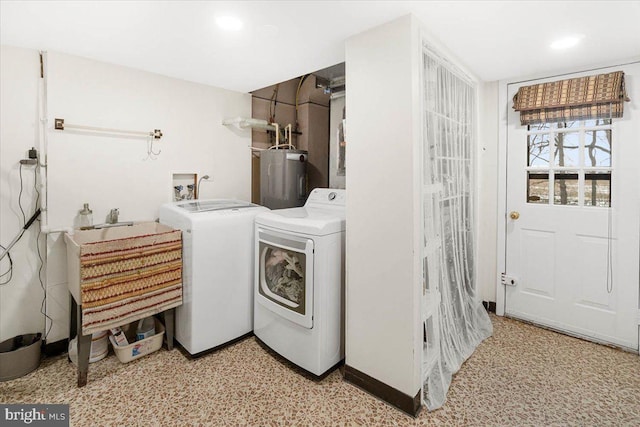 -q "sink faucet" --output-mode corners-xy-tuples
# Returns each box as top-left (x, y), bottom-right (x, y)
(108, 208), (119, 224)
(82, 208), (133, 230)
